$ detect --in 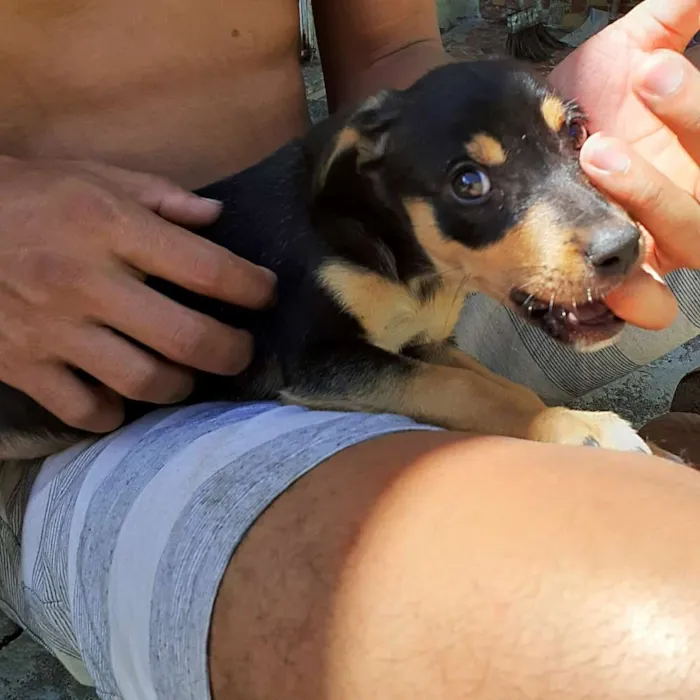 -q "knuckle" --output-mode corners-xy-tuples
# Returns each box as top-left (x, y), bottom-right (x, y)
(633, 177), (665, 211)
(165, 314), (251, 374)
(187, 247), (228, 292)
(166, 316), (212, 363)
(0, 314), (43, 356)
(58, 393), (103, 429)
(0, 350), (27, 381)
(230, 331), (254, 372)
(141, 172), (177, 195)
(115, 357), (164, 399)
(11, 323), (41, 355)
(53, 175), (124, 230)
(28, 250), (92, 294)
